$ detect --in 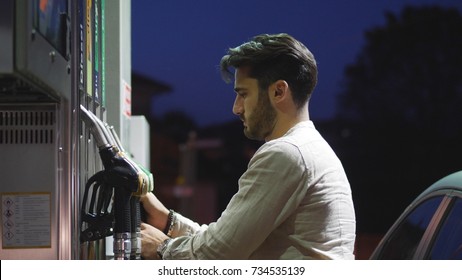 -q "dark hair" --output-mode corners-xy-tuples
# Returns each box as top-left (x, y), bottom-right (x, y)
(220, 33), (318, 108)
